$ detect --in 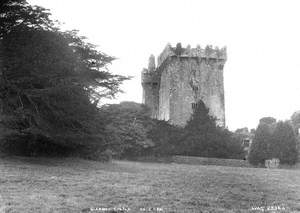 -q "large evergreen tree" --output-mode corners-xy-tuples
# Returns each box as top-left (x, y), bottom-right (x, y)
(248, 123), (272, 165)
(270, 121), (298, 164)
(0, 1), (129, 156)
(182, 100), (244, 158)
(0, 0), (57, 39)
(182, 100), (217, 156)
